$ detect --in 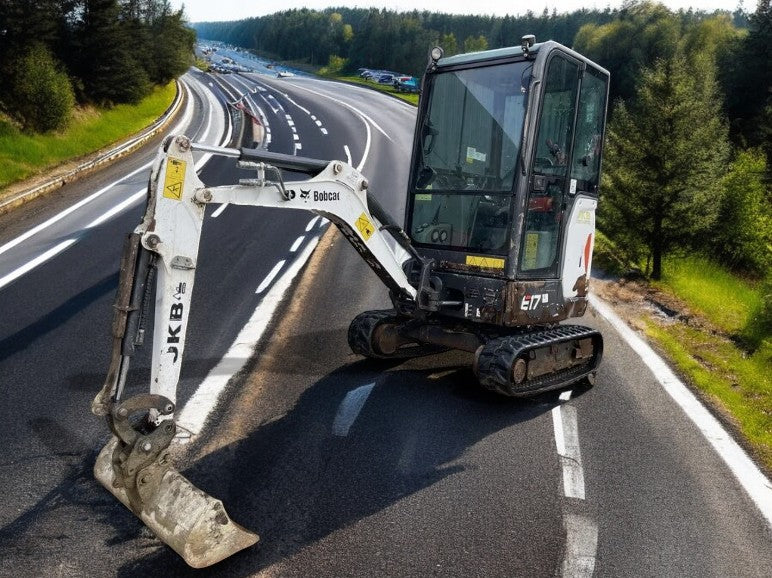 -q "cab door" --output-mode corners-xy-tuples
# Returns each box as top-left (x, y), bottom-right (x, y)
(519, 52), (581, 279)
